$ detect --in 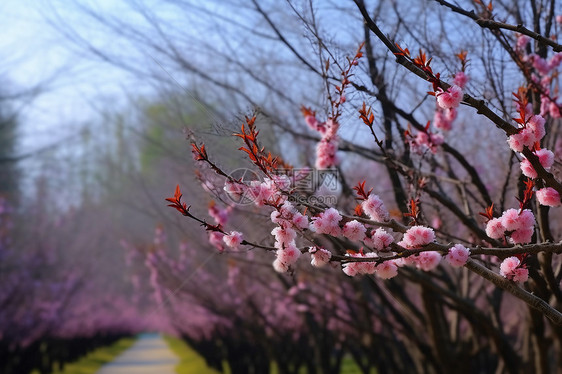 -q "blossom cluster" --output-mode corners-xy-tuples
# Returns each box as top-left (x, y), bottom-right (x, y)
(506, 92), (559, 207)
(436, 85), (463, 111)
(271, 201), (310, 272)
(207, 204), (231, 252)
(224, 174), (293, 207)
(342, 251), (398, 279)
(536, 187), (561, 207)
(309, 246), (331, 267)
(410, 72), (468, 154)
(206, 177), (527, 282)
(509, 37), (562, 207)
(485, 209), (535, 244)
(361, 194), (390, 222)
(408, 130), (444, 154)
(499, 256), (529, 283)
(305, 114), (340, 169)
